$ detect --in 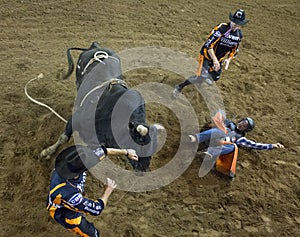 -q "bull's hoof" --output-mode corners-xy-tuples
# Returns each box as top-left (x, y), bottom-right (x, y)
(39, 147), (55, 159)
(44, 155), (51, 160)
(39, 150), (47, 159)
(134, 170), (144, 176)
(134, 167), (150, 176)
(39, 150), (49, 159)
